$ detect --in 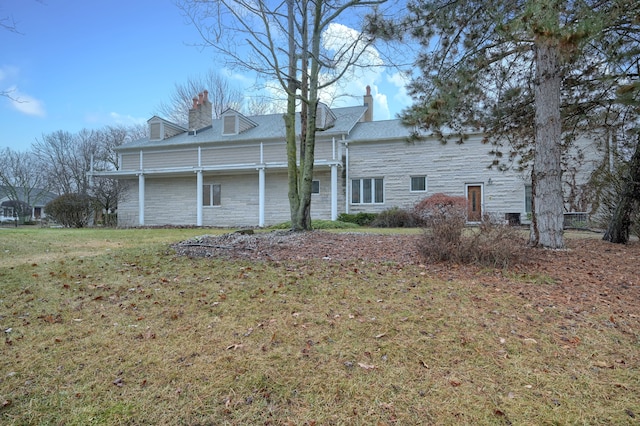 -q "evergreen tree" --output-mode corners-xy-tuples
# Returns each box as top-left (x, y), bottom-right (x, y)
(398, 0), (639, 248)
